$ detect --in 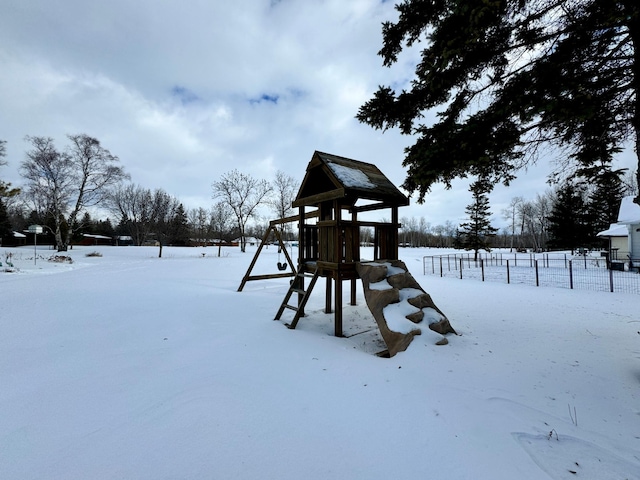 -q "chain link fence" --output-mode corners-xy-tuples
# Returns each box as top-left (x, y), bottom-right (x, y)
(422, 252), (640, 294)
